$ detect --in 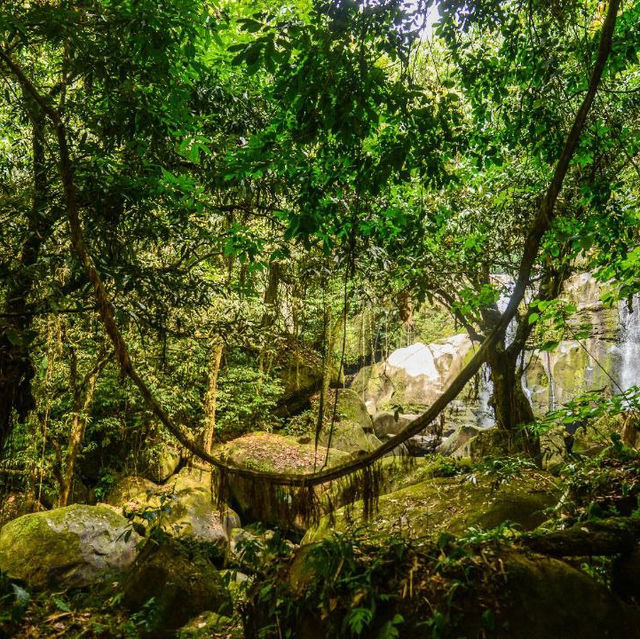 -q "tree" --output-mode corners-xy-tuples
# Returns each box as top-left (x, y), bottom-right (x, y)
(0, 0), (627, 512)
